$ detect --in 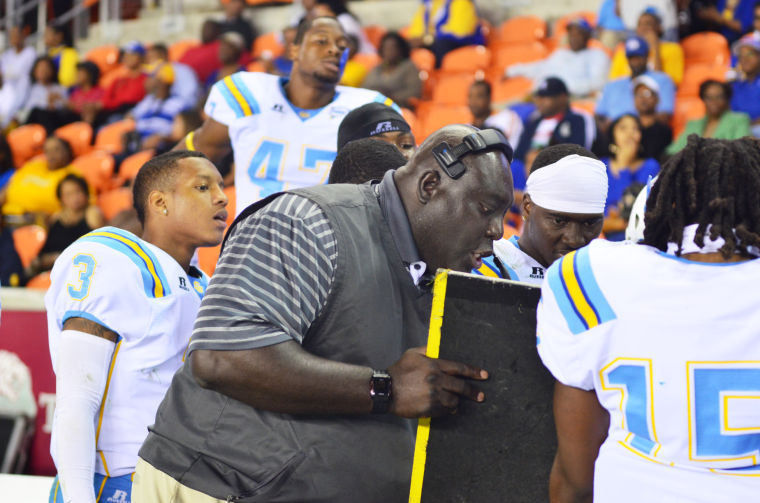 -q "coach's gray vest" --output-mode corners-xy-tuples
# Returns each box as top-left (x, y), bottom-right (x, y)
(139, 183), (432, 502)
